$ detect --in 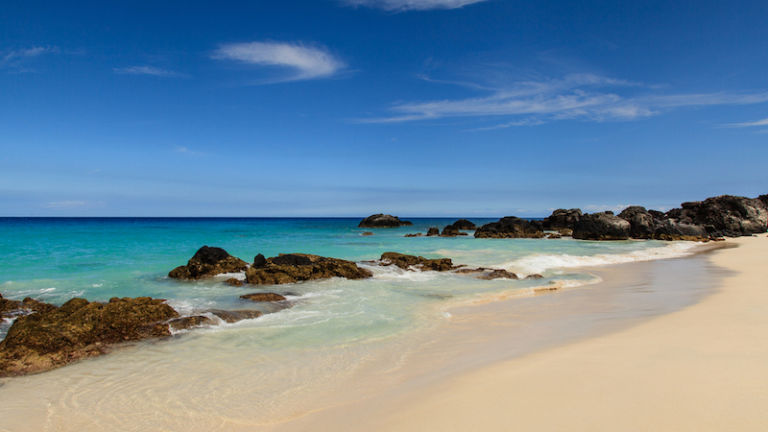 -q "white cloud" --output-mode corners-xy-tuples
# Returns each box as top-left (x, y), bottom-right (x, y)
(343, 0), (488, 11)
(212, 41), (344, 82)
(359, 73), (768, 126)
(1, 46), (59, 71)
(724, 117), (768, 128)
(45, 200), (88, 209)
(113, 65), (182, 77)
